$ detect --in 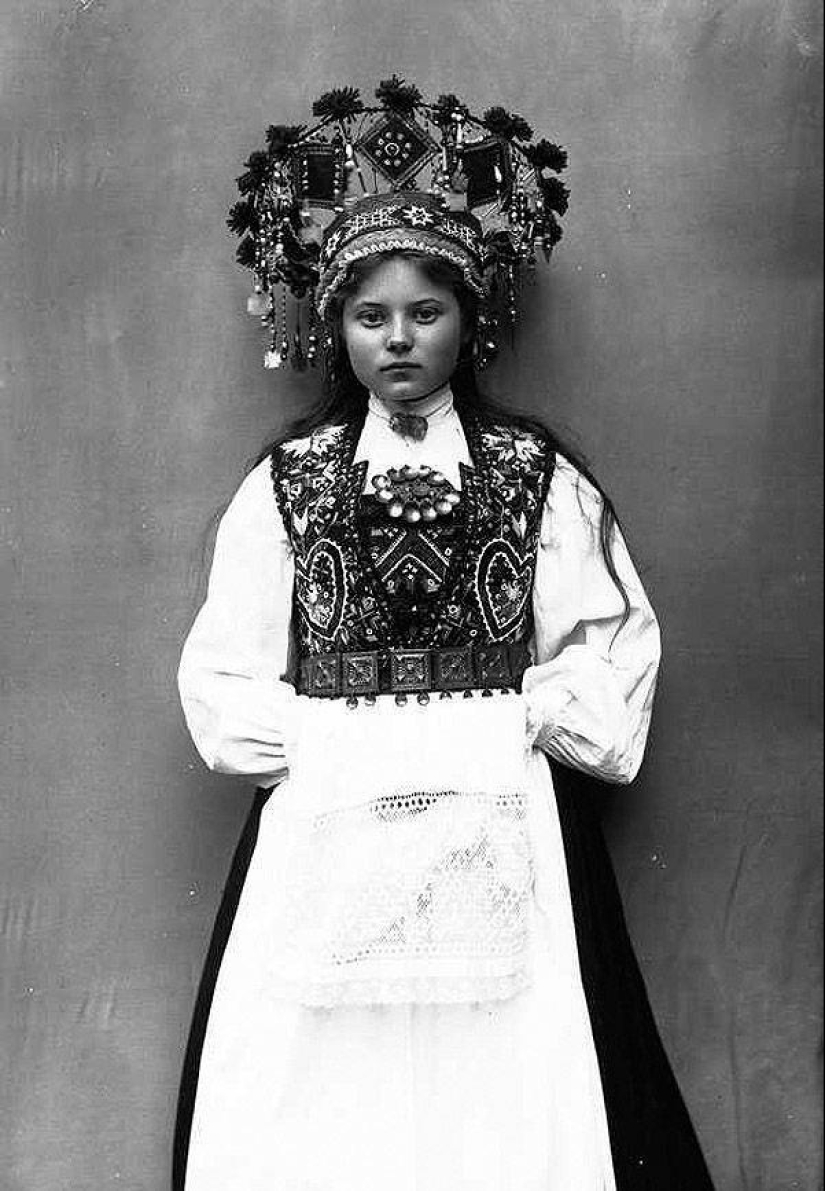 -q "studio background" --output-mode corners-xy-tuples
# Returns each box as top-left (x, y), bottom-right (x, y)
(2, 1), (822, 1188)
